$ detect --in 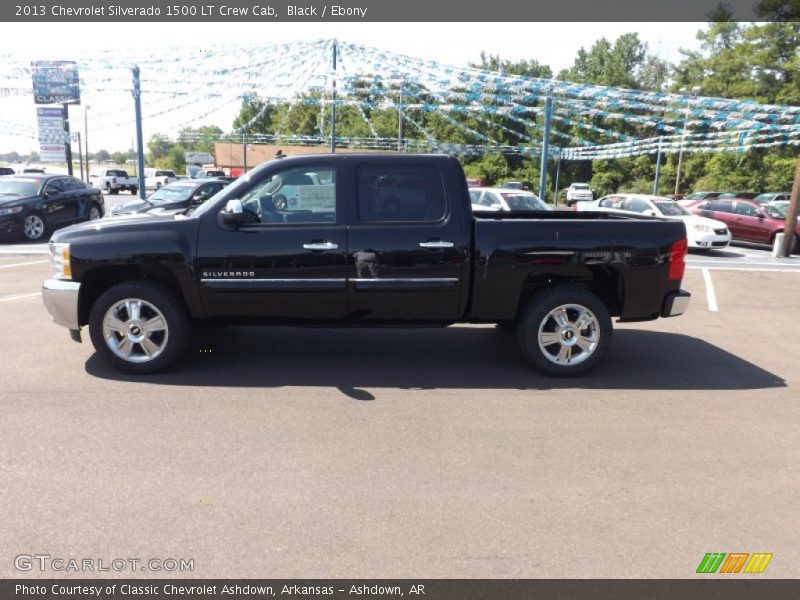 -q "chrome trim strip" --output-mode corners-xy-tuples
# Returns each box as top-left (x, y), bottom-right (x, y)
(352, 278), (459, 283)
(201, 278), (347, 283)
(201, 278), (346, 291)
(352, 277), (459, 291)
